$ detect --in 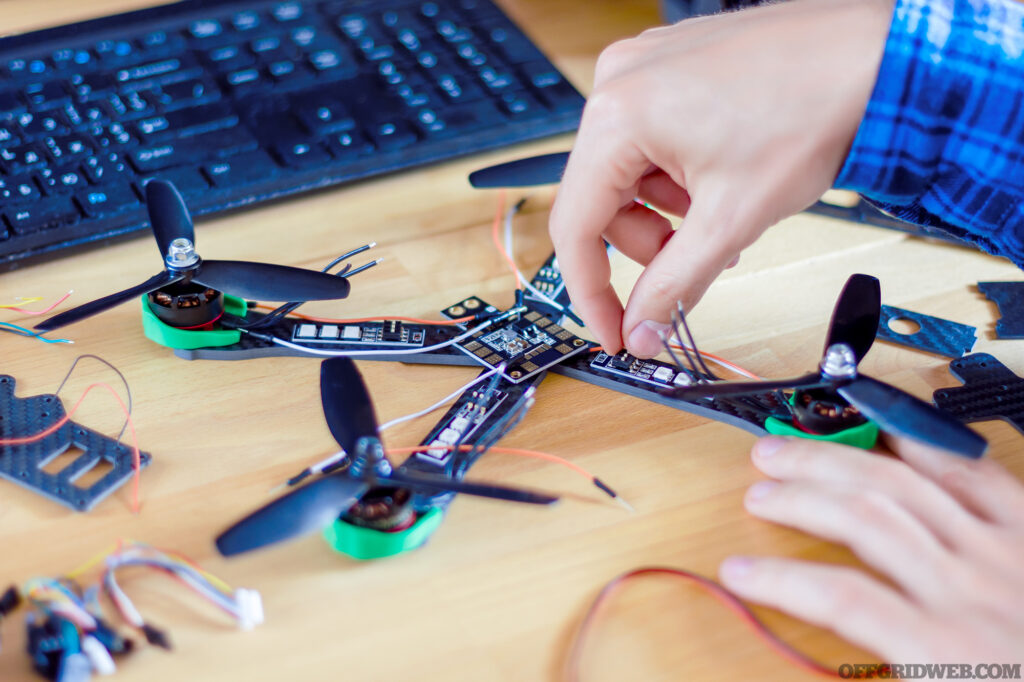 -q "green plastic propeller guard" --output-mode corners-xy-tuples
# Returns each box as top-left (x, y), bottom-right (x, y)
(140, 294), (248, 350)
(323, 507), (445, 560)
(763, 415), (879, 449)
